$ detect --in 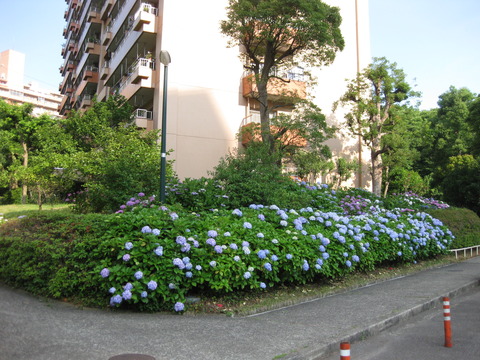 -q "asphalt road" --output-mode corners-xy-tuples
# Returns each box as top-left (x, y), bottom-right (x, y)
(320, 288), (480, 360)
